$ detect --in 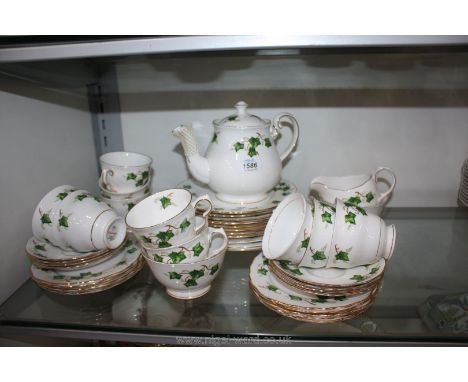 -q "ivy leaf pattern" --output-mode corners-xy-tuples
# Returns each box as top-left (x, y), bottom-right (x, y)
(335, 251), (350, 262)
(347, 196), (361, 205)
(370, 267), (380, 274)
(56, 192), (69, 201)
(75, 193), (88, 201)
(189, 269), (204, 280)
(58, 215), (69, 228)
(127, 246), (137, 254)
(312, 250), (327, 261)
(40, 212), (52, 226)
(321, 211), (333, 224)
(209, 264), (219, 275)
(289, 295), (302, 301)
(158, 241), (172, 248)
(168, 272), (182, 280)
(247, 146), (258, 157)
(127, 202), (135, 211)
(53, 275), (65, 280)
(300, 237), (310, 249)
(334, 296), (346, 301)
(267, 284), (278, 292)
(156, 230), (174, 243)
(316, 296), (329, 303)
(211, 132), (218, 143)
(278, 260), (303, 275)
(179, 218), (191, 232)
(184, 279), (198, 287)
(257, 267), (268, 276)
(141, 235), (152, 244)
(168, 251), (187, 264)
(351, 275), (365, 282)
(264, 137), (272, 148)
(159, 196), (172, 209)
(366, 192), (375, 203)
(126, 172), (137, 180)
(192, 242), (204, 257)
(233, 142), (244, 152)
(35, 244), (46, 251)
(344, 212), (356, 225)
(227, 115), (238, 121)
(154, 254), (163, 263)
